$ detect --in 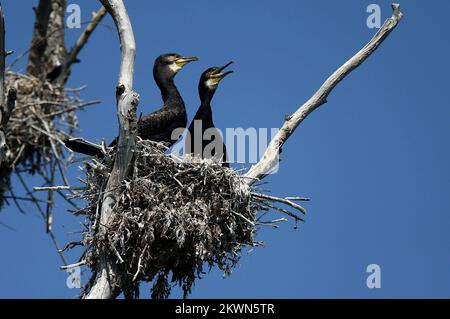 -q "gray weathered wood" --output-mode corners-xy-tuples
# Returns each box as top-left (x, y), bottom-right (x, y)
(244, 4), (403, 185)
(84, 0), (139, 299)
